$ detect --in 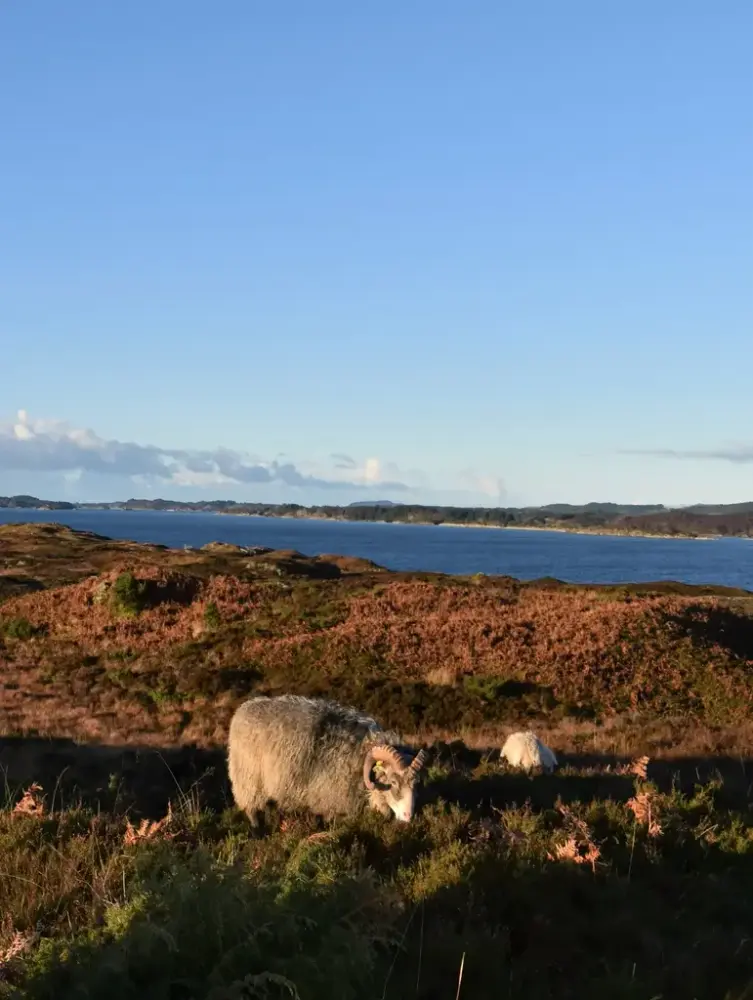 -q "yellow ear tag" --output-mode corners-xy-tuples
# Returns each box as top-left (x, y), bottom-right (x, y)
(373, 761), (386, 776)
